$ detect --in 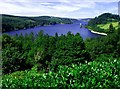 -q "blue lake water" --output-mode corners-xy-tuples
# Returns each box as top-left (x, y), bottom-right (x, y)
(5, 20), (103, 39)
